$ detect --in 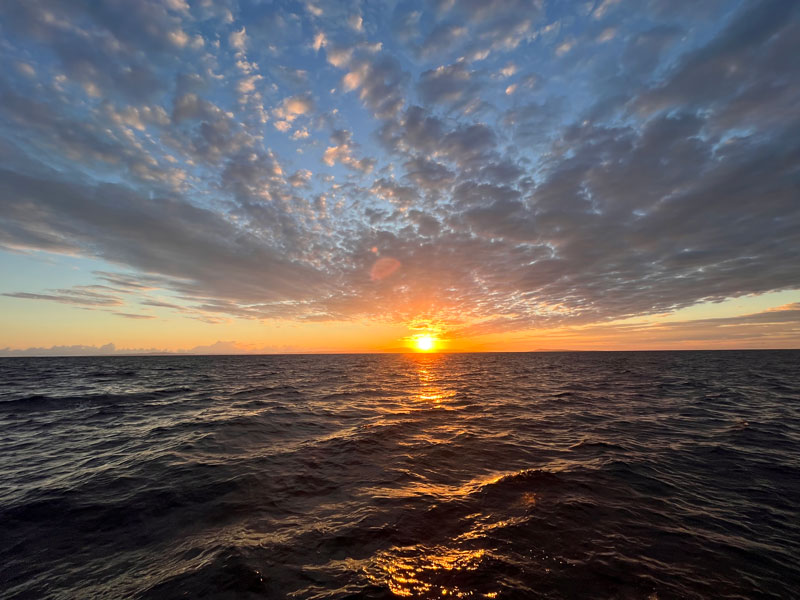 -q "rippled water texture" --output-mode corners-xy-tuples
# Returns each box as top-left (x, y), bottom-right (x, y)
(1, 351), (799, 599)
